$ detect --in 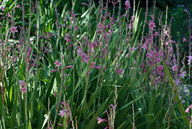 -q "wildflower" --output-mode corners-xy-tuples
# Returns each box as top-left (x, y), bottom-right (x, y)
(117, 68), (124, 75)
(77, 47), (82, 55)
(51, 69), (60, 72)
(180, 71), (186, 78)
(164, 30), (169, 37)
(10, 26), (18, 34)
(0, 7), (5, 11)
(90, 61), (101, 69)
(184, 9), (190, 16)
(185, 105), (192, 113)
(58, 110), (66, 117)
(155, 57), (161, 63)
(68, 25), (72, 29)
(125, 0), (131, 9)
(171, 65), (177, 72)
(21, 86), (27, 93)
(16, 5), (20, 8)
(54, 60), (60, 68)
(174, 79), (180, 85)
(58, 123), (63, 127)
(61, 101), (71, 109)
(142, 42), (148, 50)
(97, 117), (108, 124)
(19, 80), (25, 86)
(157, 65), (164, 73)
(64, 65), (73, 70)
(146, 51), (154, 59)
(81, 3), (89, 6)
(65, 33), (70, 42)
(81, 53), (88, 63)
(187, 56), (192, 65)
(148, 19), (156, 30)
(183, 37), (188, 42)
